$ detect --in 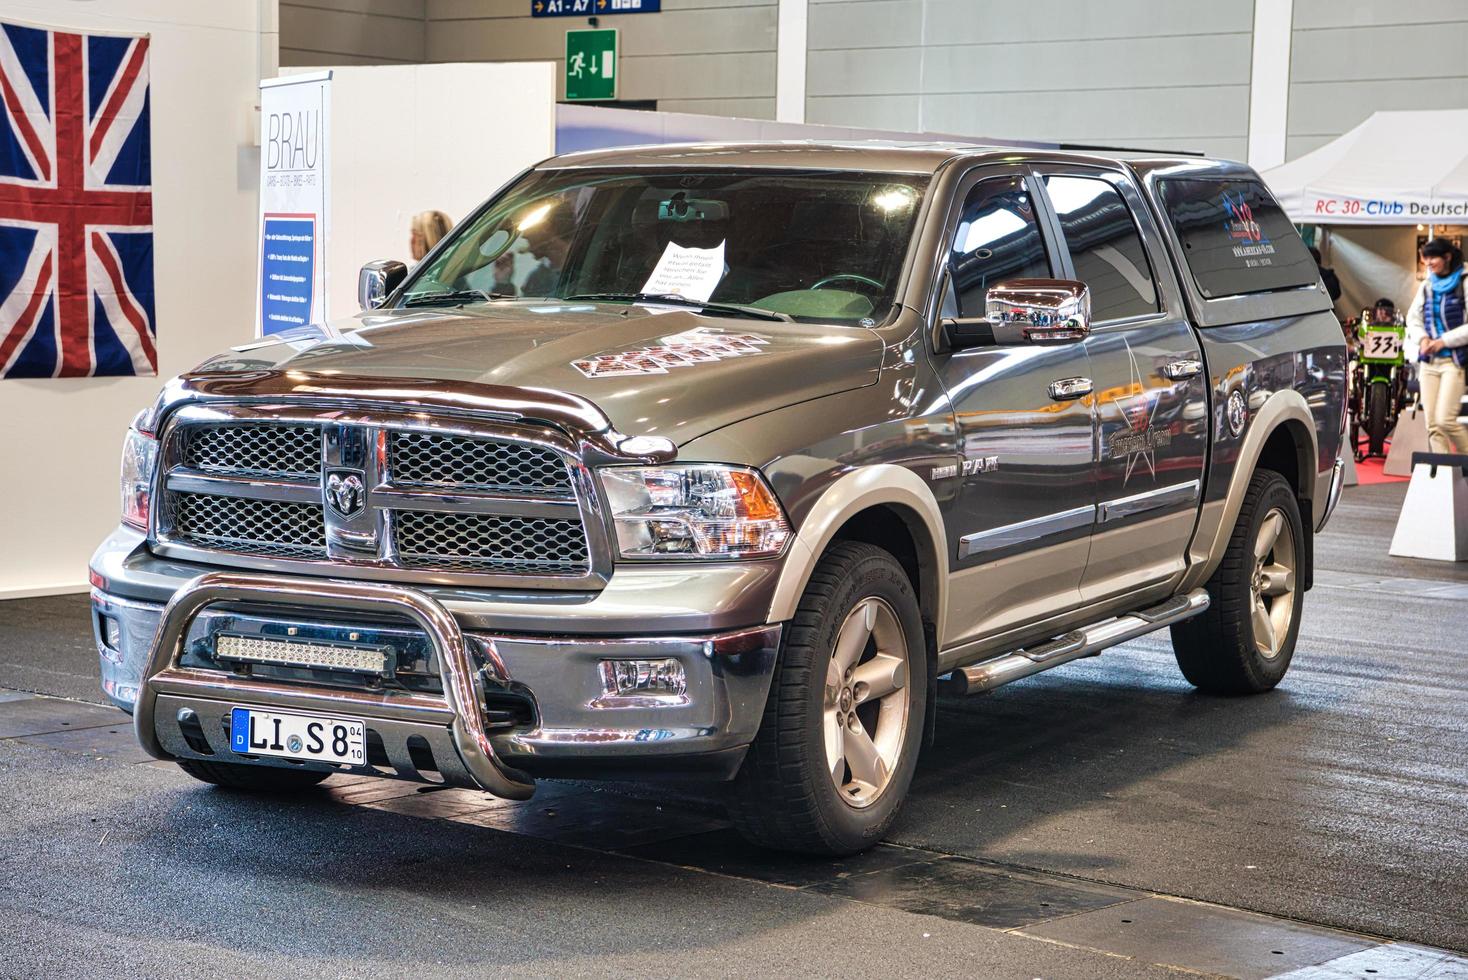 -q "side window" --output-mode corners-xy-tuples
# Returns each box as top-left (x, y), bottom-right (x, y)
(1156, 177), (1318, 299)
(949, 176), (1050, 318)
(1044, 175), (1158, 321)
